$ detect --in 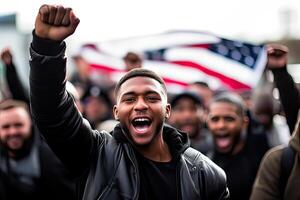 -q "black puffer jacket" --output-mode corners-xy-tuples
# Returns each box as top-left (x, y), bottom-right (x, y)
(29, 33), (229, 200)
